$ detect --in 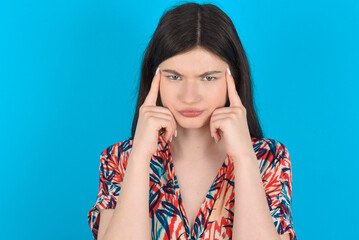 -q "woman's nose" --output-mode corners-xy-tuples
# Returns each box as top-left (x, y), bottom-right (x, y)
(179, 80), (201, 103)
